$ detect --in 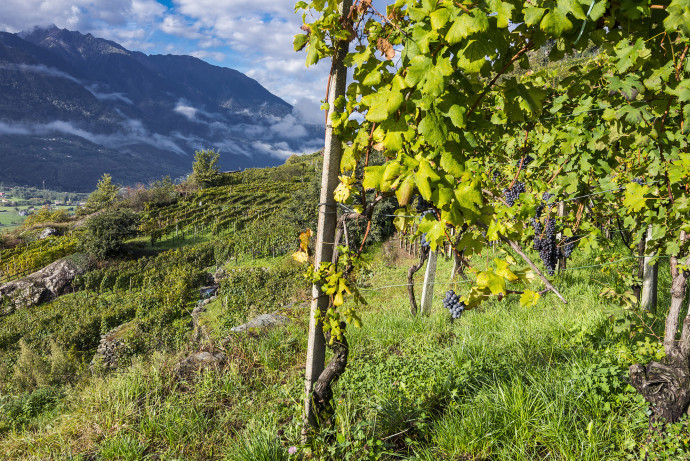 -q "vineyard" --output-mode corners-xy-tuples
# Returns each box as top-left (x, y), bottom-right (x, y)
(3, 0), (690, 459)
(0, 234), (79, 283)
